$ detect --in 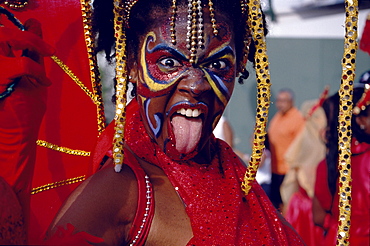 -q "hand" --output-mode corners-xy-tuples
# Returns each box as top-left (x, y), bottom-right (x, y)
(0, 18), (54, 91)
